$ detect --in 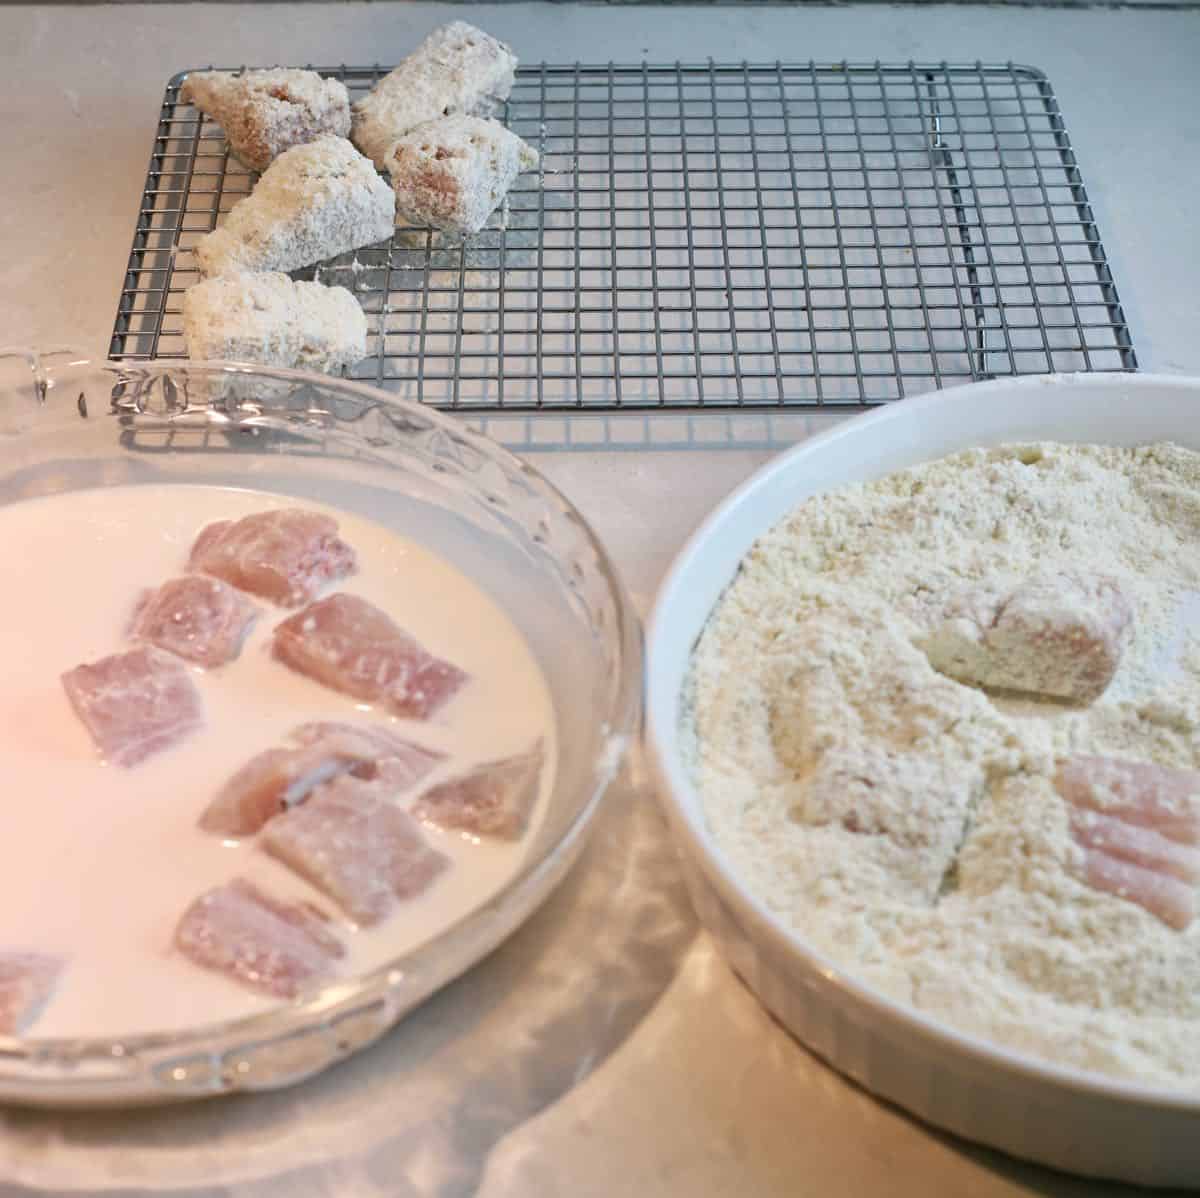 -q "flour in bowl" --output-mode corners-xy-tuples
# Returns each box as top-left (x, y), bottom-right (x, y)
(683, 442), (1200, 1088)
